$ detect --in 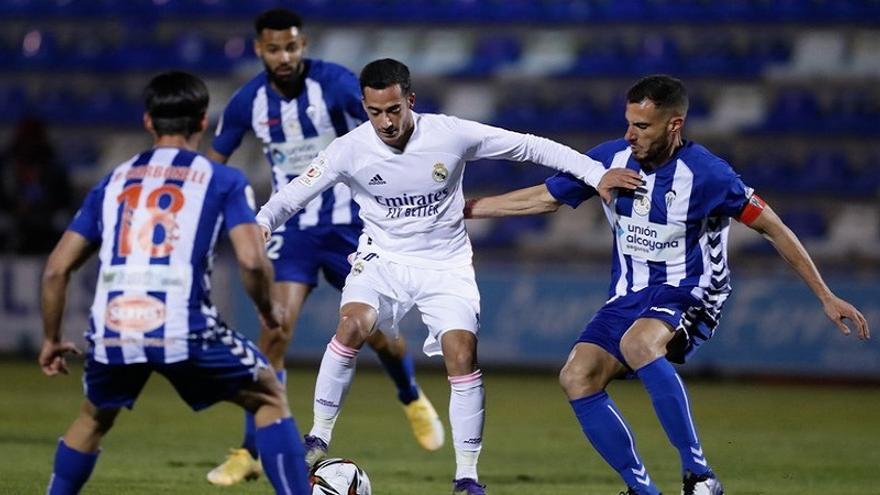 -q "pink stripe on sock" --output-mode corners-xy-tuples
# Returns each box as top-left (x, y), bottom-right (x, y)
(448, 369), (482, 385)
(328, 336), (359, 359)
